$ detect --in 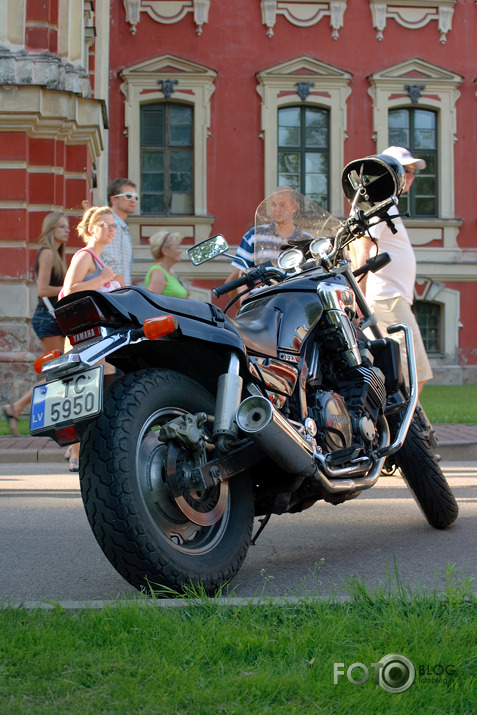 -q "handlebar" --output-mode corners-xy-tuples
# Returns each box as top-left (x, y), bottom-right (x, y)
(213, 263), (287, 299)
(213, 275), (249, 298)
(353, 251), (391, 278)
